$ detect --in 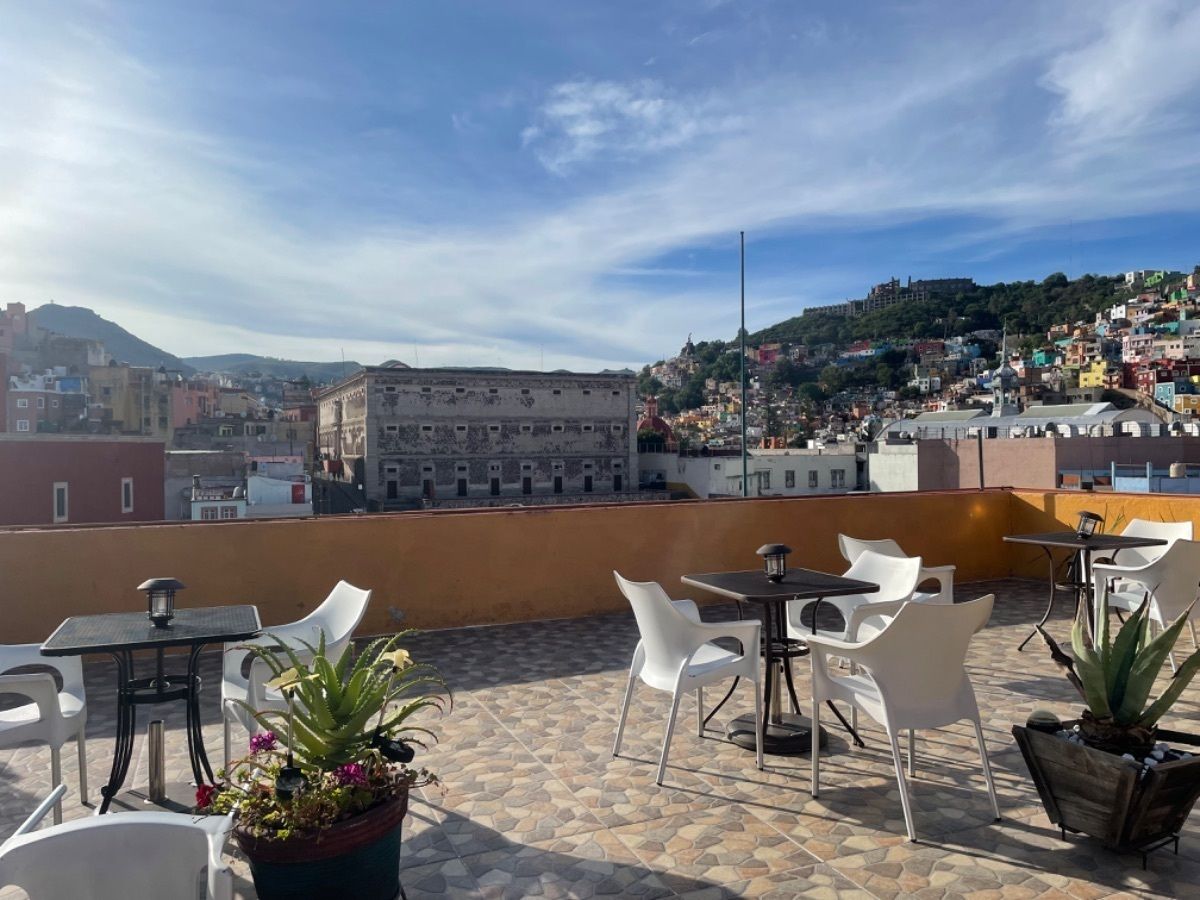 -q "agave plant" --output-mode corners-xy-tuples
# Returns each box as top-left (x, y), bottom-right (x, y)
(1039, 583), (1200, 753)
(237, 630), (447, 771)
